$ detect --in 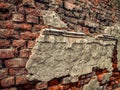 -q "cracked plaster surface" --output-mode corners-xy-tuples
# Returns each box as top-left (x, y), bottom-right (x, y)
(26, 28), (116, 82)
